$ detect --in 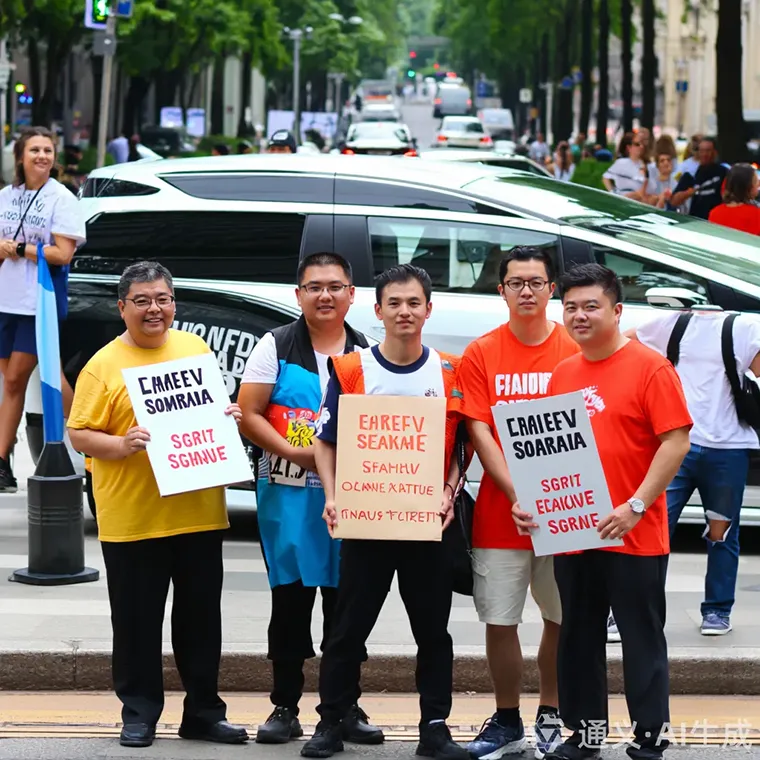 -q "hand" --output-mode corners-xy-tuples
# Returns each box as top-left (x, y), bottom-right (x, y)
(597, 503), (642, 540)
(119, 426), (151, 457)
(288, 445), (316, 471)
(0, 240), (14, 259)
(663, 188), (672, 200)
(439, 486), (455, 530)
(323, 499), (338, 537)
(512, 501), (538, 536)
(224, 403), (242, 425)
